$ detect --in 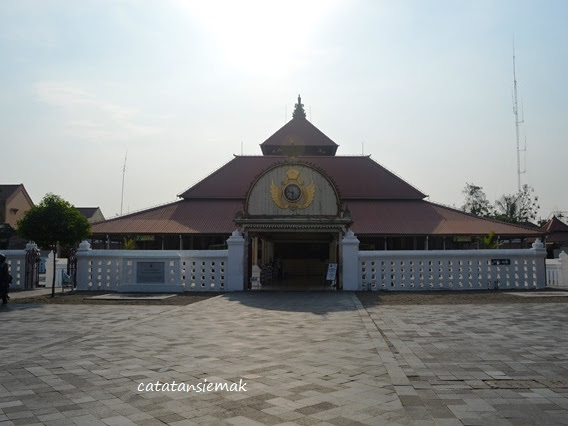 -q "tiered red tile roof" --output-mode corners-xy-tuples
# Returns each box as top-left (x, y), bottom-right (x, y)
(92, 97), (542, 238)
